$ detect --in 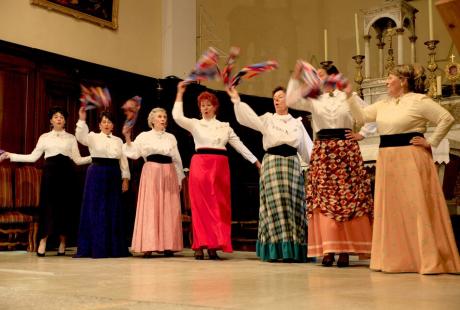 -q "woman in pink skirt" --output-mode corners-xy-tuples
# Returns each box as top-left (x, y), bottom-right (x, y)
(173, 81), (260, 260)
(123, 108), (185, 257)
(348, 64), (460, 274)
